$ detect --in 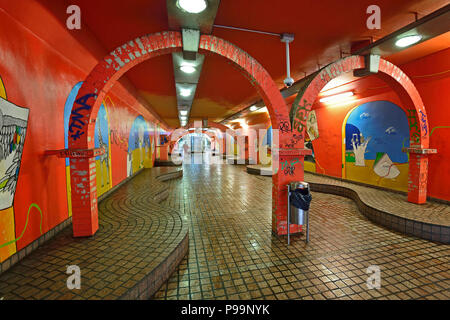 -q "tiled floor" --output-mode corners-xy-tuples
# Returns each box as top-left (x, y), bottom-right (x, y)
(246, 164), (450, 227)
(155, 159), (450, 300)
(0, 168), (187, 300)
(304, 173), (450, 227)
